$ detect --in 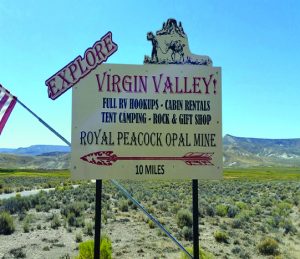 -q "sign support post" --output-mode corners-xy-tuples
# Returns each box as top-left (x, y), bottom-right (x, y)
(94, 179), (102, 259)
(192, 179), (199, 259)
